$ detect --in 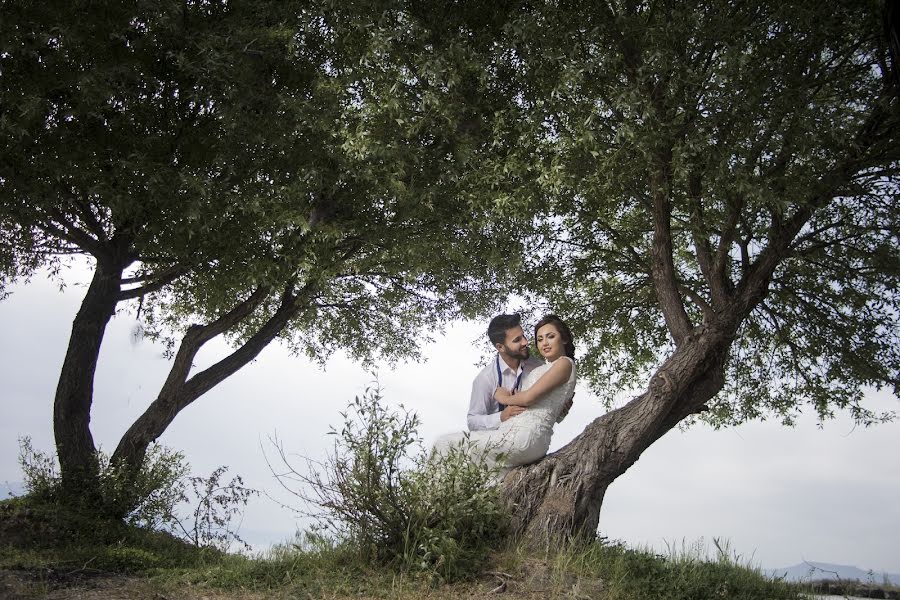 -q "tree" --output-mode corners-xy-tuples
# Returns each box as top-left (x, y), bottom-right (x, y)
(0, 0), (524, 506)
(489, 0), (899, 545)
